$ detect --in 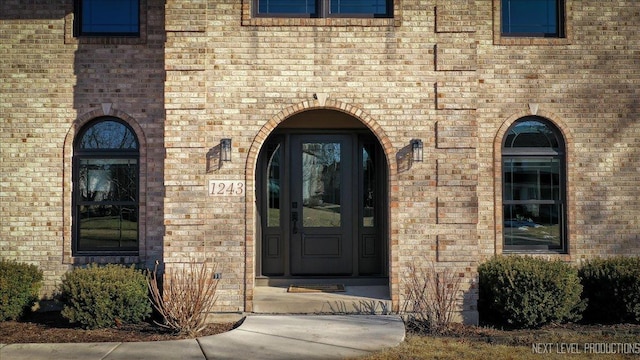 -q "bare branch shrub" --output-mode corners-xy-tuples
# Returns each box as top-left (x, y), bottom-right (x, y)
(401, 262), (462, 334)
(147, 260), (220, 337)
